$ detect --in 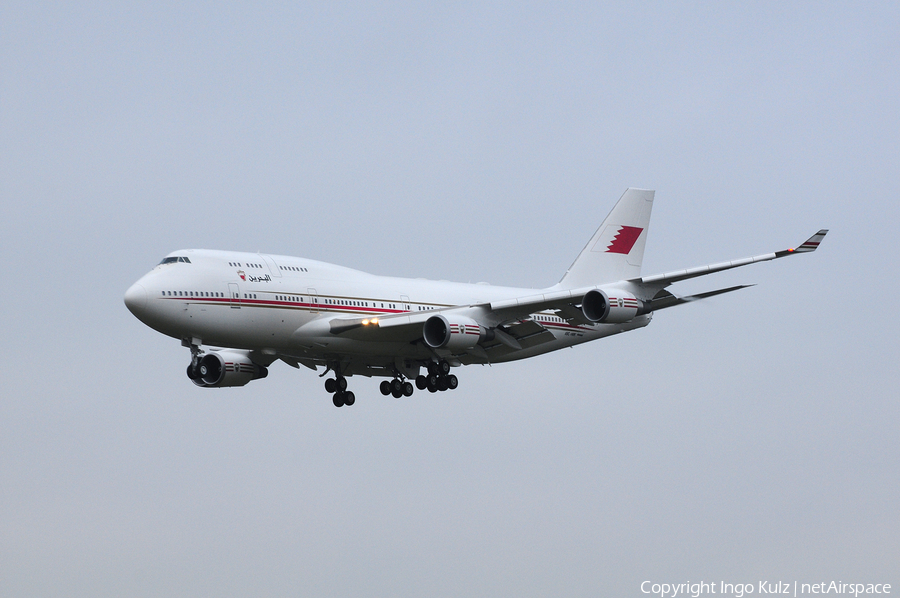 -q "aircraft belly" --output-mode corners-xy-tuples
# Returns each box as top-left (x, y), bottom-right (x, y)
(291, 335), (428, 359)
(180, 303), (311, 351)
